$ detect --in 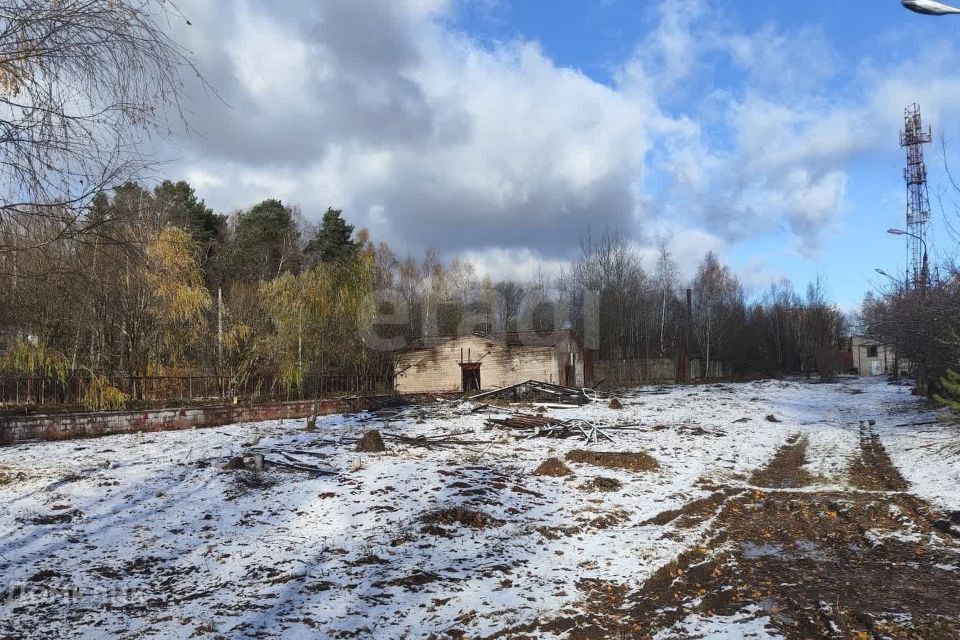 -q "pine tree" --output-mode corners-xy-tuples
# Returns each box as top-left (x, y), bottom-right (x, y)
(154, 180), (226, 245)
(304, 207), (358, 265)
(233, 199), (301, 280)
(933, 369), (960, 413)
